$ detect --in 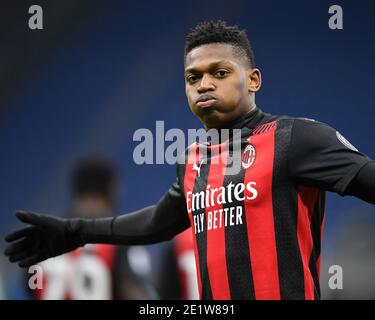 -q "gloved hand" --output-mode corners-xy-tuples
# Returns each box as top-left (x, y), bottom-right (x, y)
(4, 211), (85, 268)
